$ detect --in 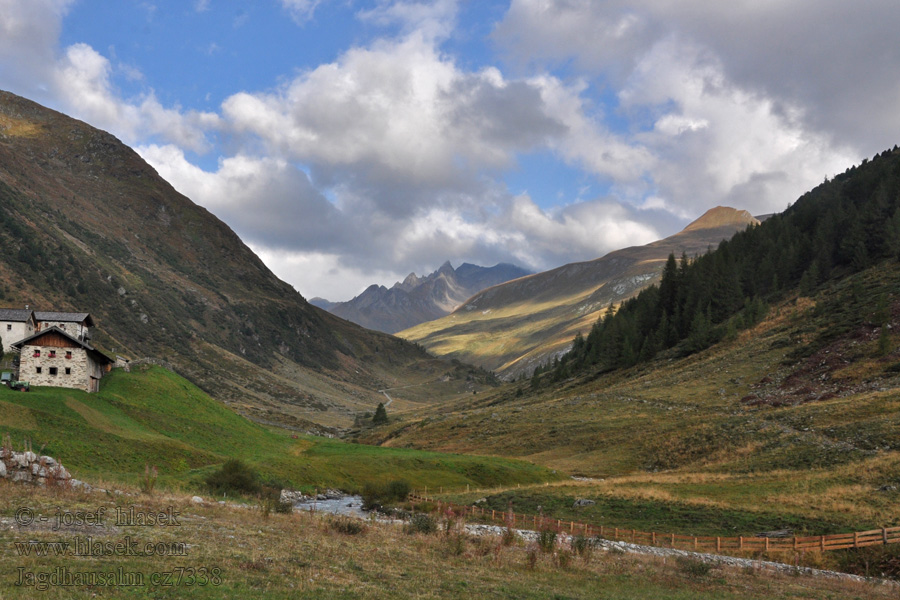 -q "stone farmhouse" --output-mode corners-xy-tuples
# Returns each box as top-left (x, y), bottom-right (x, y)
(0, 308), (36, 352)
(0, 309), (111, 393)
